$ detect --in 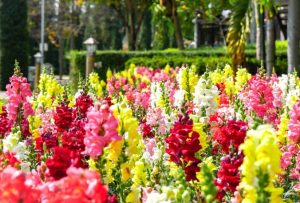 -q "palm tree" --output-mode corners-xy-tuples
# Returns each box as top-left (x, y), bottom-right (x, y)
(227, 0), (275, 76)
(287, 0), (300, 73)
(226, 0), (251, 74)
